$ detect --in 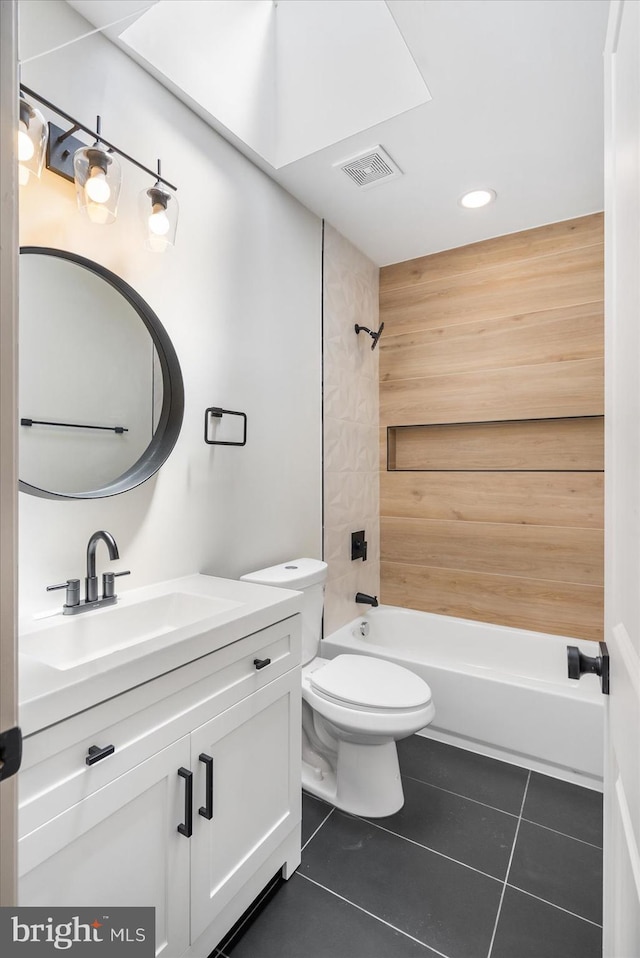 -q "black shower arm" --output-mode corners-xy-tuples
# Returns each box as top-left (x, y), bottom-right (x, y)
(354, 322), (385, 350)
